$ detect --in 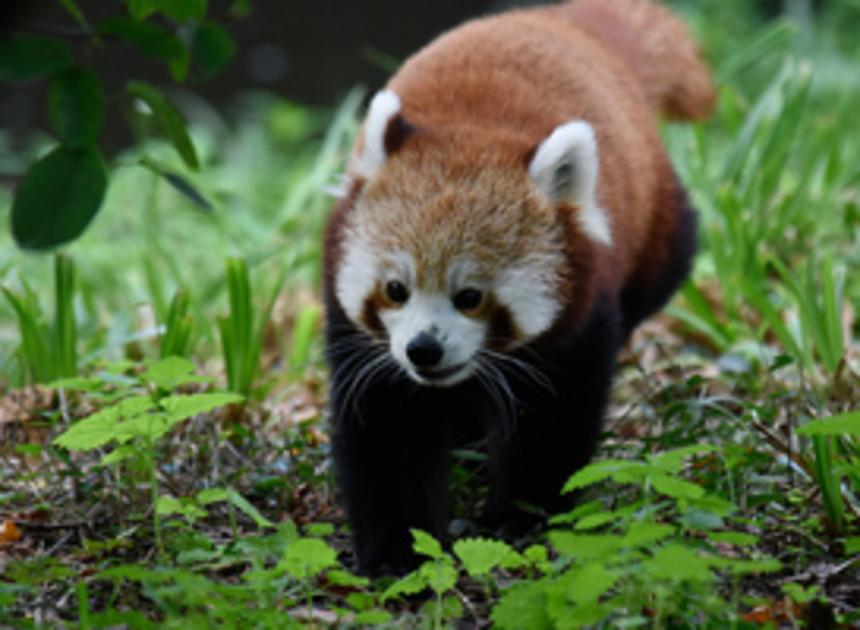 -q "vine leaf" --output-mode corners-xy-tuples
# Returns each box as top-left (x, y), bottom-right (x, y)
(128, 81), (200, 170)
(11, 146), (108, 250)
